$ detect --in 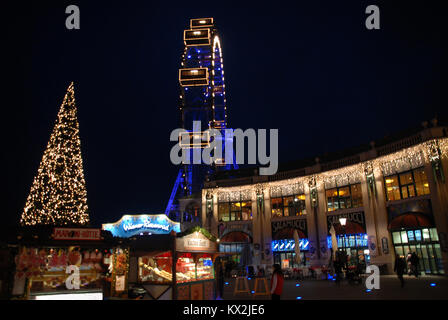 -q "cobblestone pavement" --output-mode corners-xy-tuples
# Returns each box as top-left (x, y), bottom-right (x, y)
(221, 275), (448, 300)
